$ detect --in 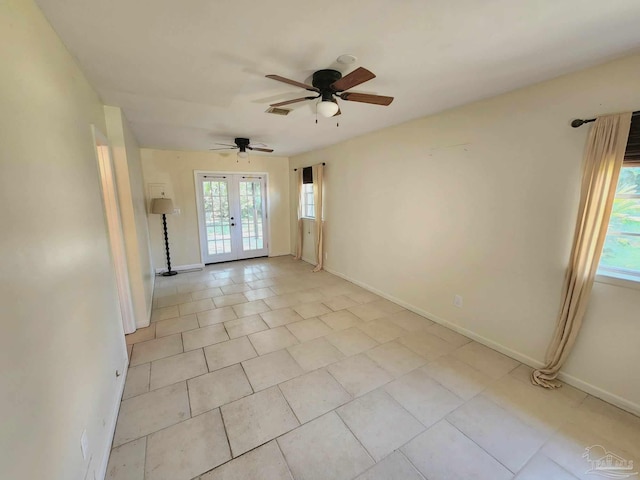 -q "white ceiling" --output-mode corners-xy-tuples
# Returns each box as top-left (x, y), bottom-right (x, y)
(36, 0), (640, 156)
